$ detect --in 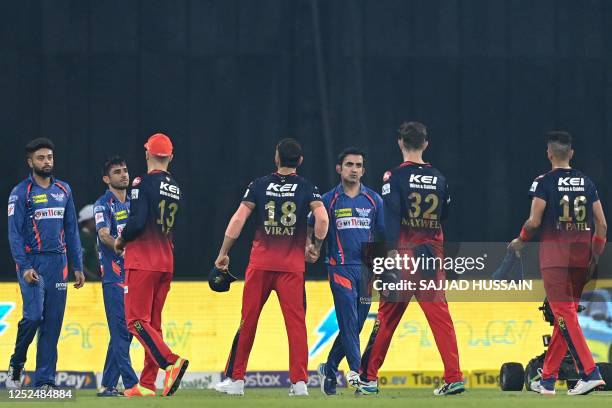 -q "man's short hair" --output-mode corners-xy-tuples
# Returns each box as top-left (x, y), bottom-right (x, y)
(276, 138), (302, 168)
(25, 138), (55, 158)
(102, 155), (127, 177)
(397, 121), (427, 150)
(337, 147), (366, 166)
(546, 131), (572, 160)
